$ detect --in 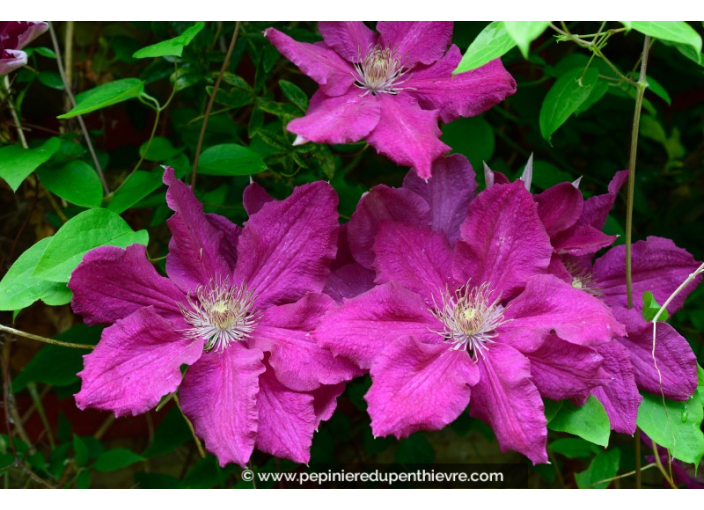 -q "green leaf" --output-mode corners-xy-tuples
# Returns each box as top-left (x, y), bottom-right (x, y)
(38, 71), (64, 90)
(142, 407), (192, 457)
(631, 21), (702, 58)
(504, 21), (550, 58)
(543, 399), (563, 422)
(642, 75), (671, 105)
(73, 435), (89, 467)
(539, 67), (600, 142)
(0, 237), (72, 311)
(575, 449), (620, 489)
(139, 136), (183, 161)
(29, 47), (57, 59)
(57, 78), (145, 119)
(279, 79), (309, 112)
(396, 434), (435, 464)
(93, 448), (144, 472)
(179, 456), (229, 489)
(107, 171), (163, 214)
(620, 21), (632, 31)
(454, 21), (516, 74)
(548, 396), (611, 447)
(642, 291), (669, 322)
(12, 324), (101, 392)
(33, 208), (148, 283)
(133, 21), (205, 59)
(197, 144), (267, 176)
(660, 39), (704, 66)
(0, 137), (61, 192)
(549, 438), (600, 459)
(637, 389), (704, 465)
(441, 116), (495, 171)
(76, 470), (91, 489)
(37, 160), (103, 208)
